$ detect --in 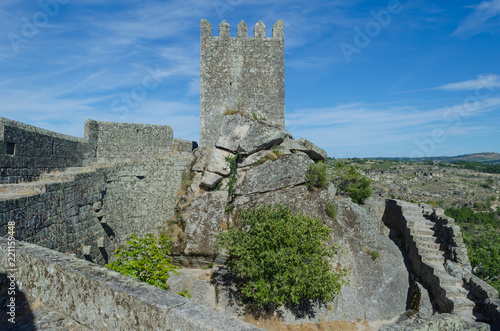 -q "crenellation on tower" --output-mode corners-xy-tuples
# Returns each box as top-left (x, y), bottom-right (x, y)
(254, 20), (266, 38)
(200, 19), (285, 147)
(218, 20), (230, 37)
(273, 20), (284, 39)
(200, 19), (212, 39)
(237, 20), (248, 37)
